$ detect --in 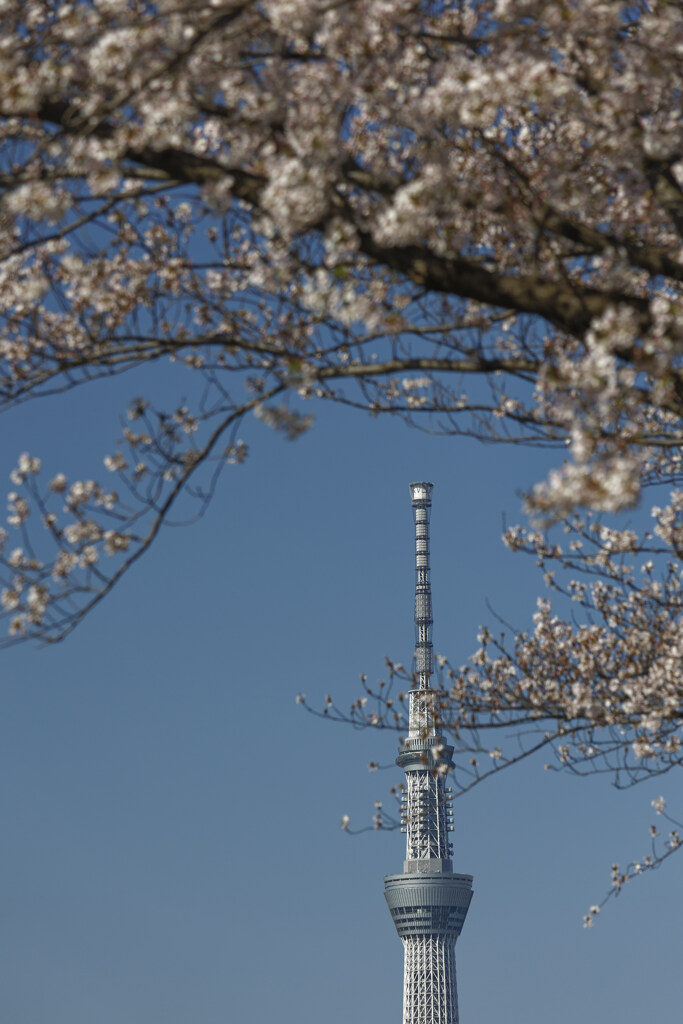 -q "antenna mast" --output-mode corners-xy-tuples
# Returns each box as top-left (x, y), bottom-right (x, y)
(411, 481), (433, 691)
